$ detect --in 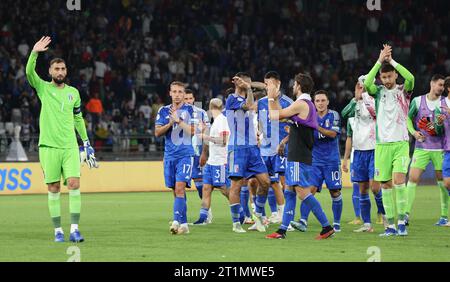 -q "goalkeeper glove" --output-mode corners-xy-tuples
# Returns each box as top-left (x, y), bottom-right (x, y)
(80, 140), (99, 169)
(417, 117), (437, 136)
